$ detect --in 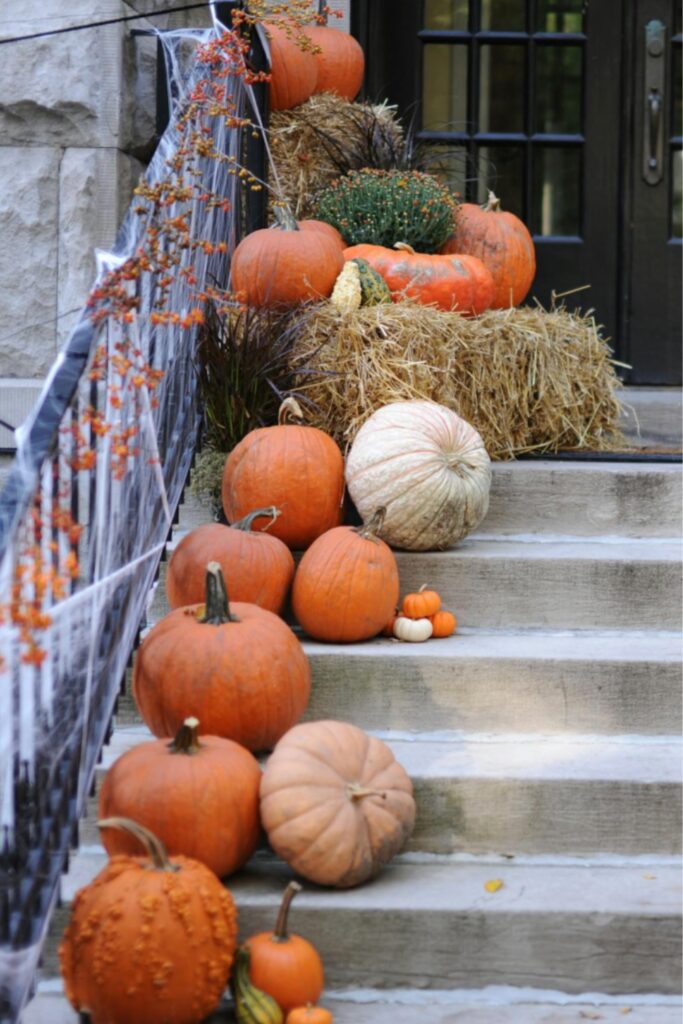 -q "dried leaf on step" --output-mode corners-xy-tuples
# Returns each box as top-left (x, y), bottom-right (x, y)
(579, 1013), (603, 1021)
(642, 873), (657, 880)
(620, 1010), (632, 1016)
(484, 879), (504, 893)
